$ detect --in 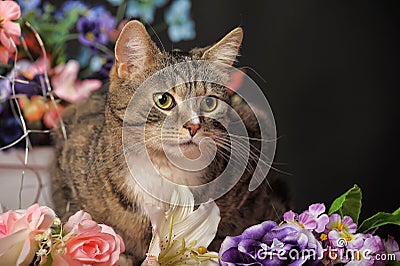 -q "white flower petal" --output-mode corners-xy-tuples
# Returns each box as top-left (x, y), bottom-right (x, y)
(173, 200), (220, 248)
